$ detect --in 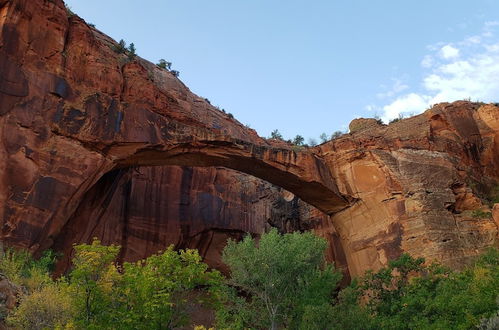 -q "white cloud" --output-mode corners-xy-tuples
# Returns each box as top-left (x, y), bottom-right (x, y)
(375, 22), (499, 122)
(381, 93), (431, 122)
(376, 79), (409, 99)
(440, 44), (460, 59)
